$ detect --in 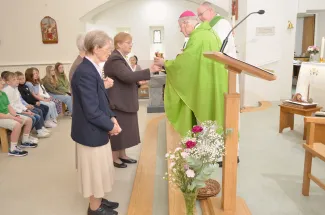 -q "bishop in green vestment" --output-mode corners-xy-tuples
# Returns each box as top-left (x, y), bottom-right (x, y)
(155, 11), (228, 136)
